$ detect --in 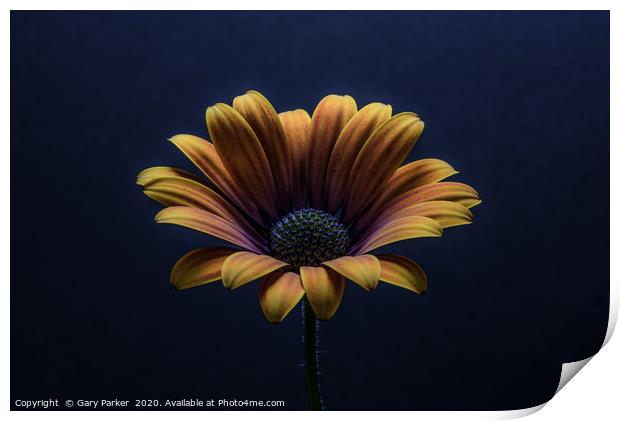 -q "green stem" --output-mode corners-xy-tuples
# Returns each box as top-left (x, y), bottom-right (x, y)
(303, 298), (322, 410)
